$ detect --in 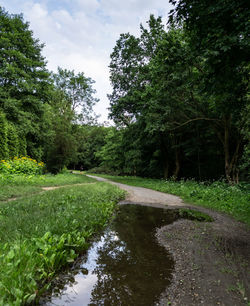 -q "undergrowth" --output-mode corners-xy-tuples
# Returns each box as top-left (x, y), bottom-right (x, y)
(0, 182), (125, 304)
